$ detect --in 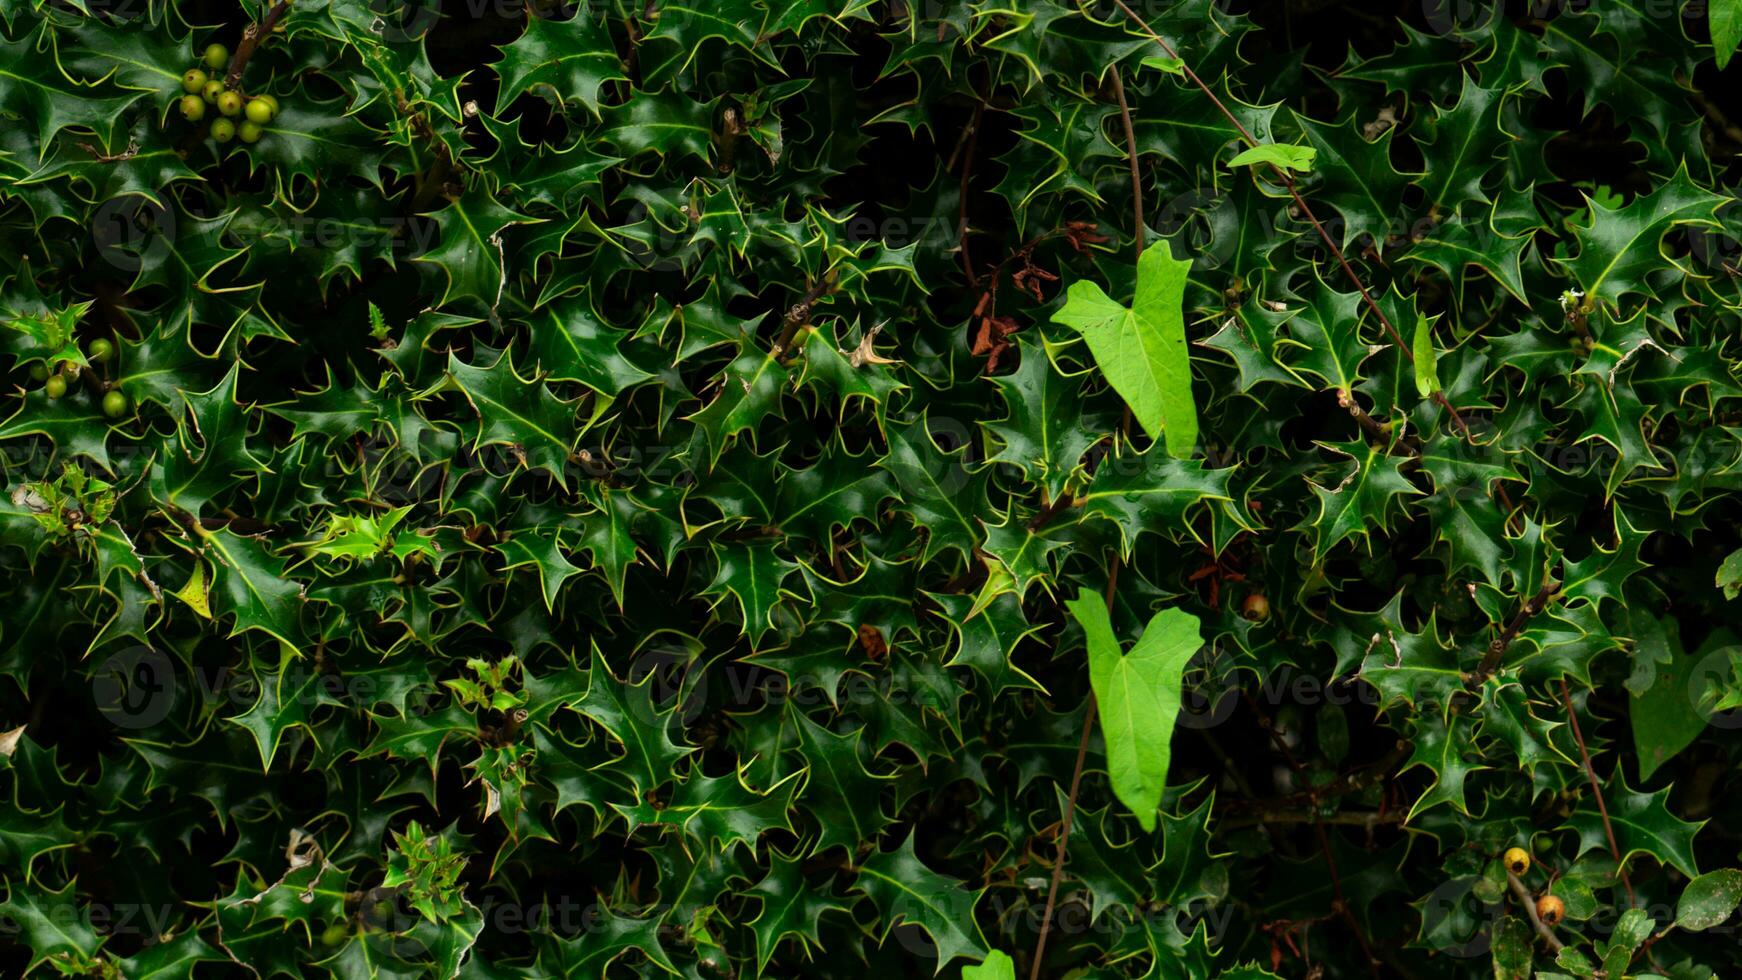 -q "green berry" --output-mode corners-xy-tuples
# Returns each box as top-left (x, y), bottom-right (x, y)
(239, 121), (263, 143)
(210, 118), (236, 143)
(102, 390), (129, 418)
(257, 94), (280, 115)
(180, 95), (206, 122)
(44, 375), (66, 399)
(87, 338), (114, 363)
(202, 80), (224, 105)
(217, 91), (243, 117)
(181, 69), (208, 94)
(245, 98), (274, 124)
(203, 43), (228, 70)
(28, 363), (48, 382)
